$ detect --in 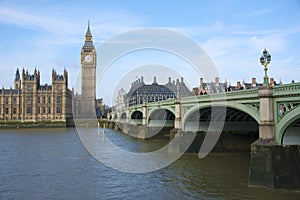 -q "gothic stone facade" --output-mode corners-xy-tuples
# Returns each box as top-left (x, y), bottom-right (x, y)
(0, 68), (73, 122)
